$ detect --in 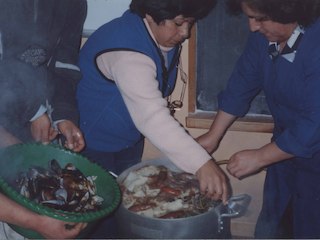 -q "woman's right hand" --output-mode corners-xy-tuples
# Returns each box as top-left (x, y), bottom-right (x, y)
(195, 159), (230, 204)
